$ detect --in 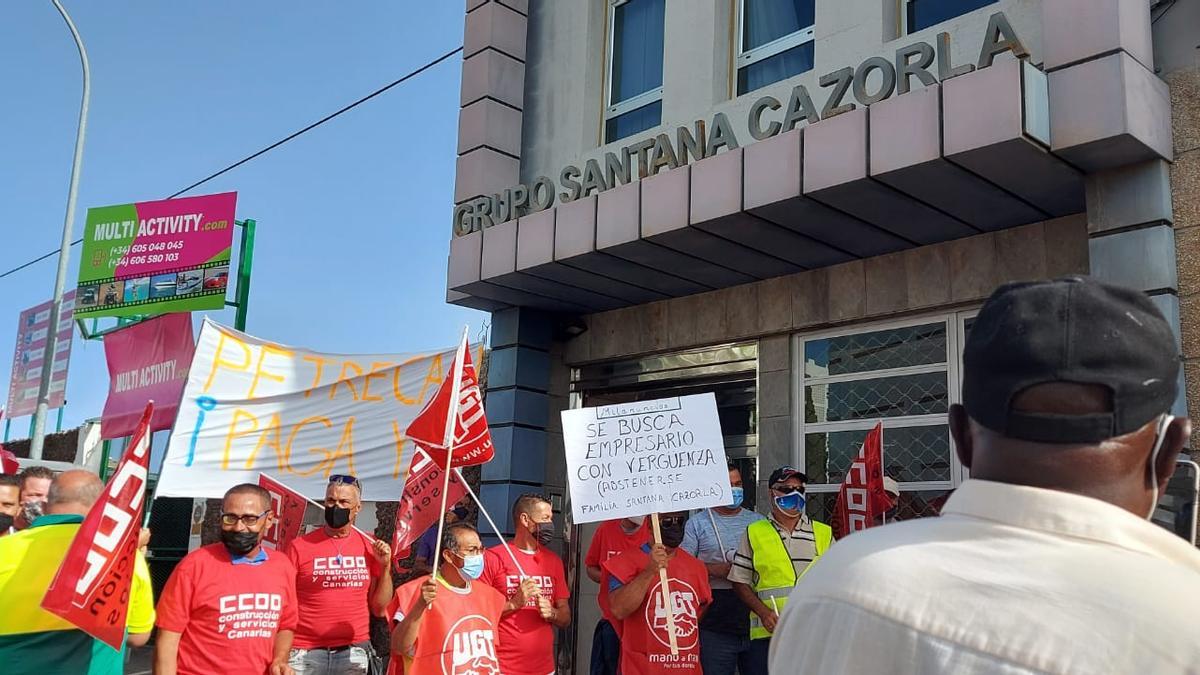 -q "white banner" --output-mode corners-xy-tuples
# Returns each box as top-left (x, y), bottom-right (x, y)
(562, 393), (731, 524)
(156, 319), (480, 501)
